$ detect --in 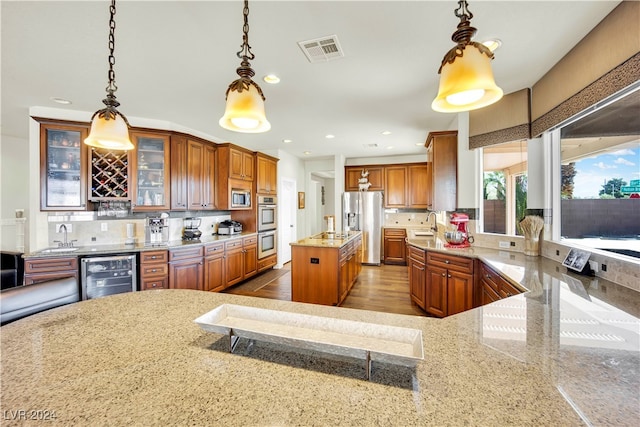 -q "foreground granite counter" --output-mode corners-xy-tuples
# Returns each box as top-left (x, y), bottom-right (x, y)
(1, 281), (638, 425)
